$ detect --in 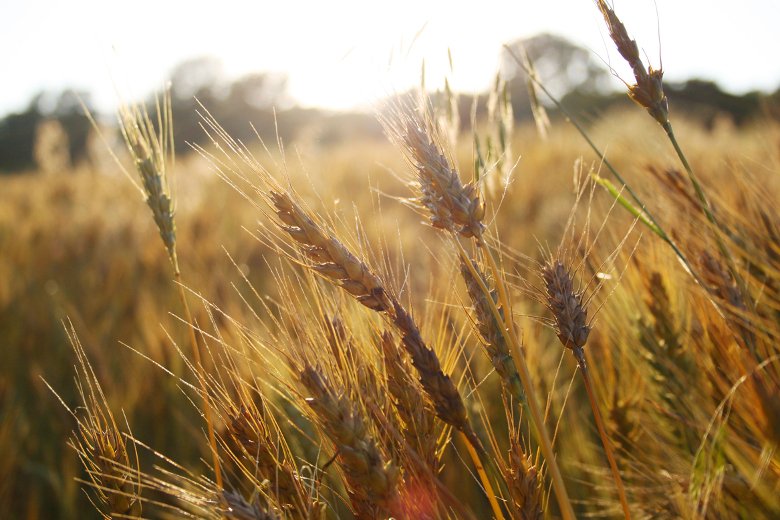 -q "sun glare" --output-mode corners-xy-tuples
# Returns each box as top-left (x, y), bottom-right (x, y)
(2, 0), (780, 115)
